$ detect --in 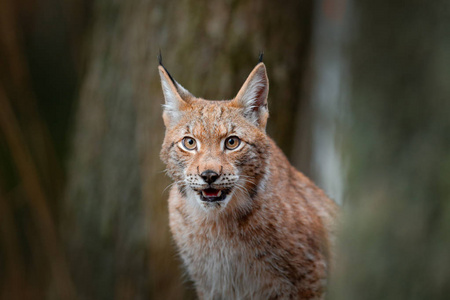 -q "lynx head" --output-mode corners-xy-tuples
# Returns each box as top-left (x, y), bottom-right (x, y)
(159, 59), (271, 213)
